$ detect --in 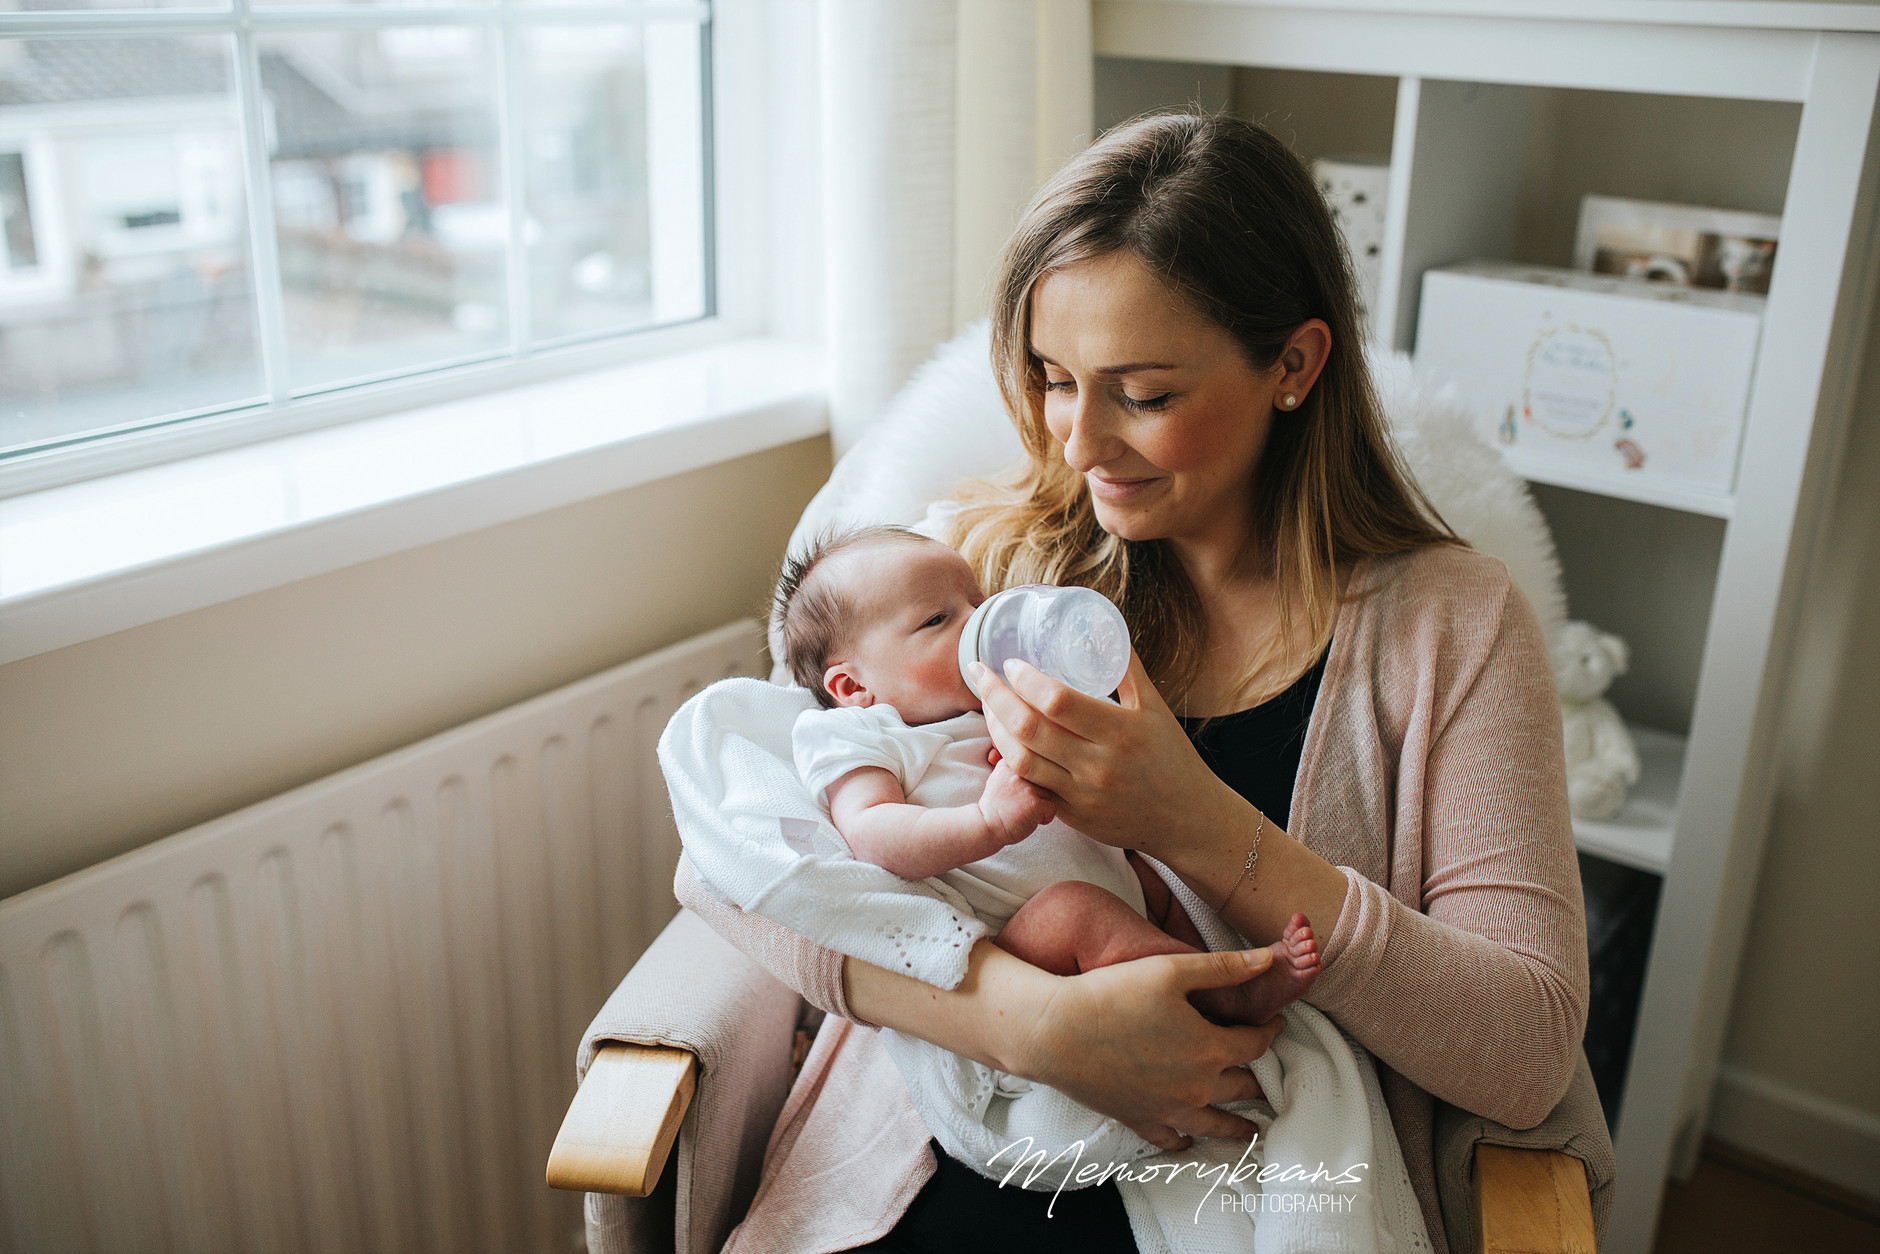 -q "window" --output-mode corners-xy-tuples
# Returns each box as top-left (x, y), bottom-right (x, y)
(0, 0), (711, 461)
